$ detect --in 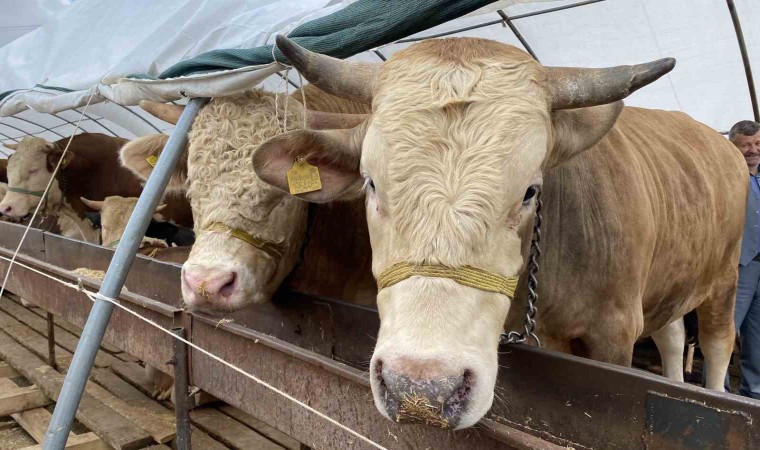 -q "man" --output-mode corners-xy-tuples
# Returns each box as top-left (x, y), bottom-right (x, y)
(730, 119), (760, 399)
